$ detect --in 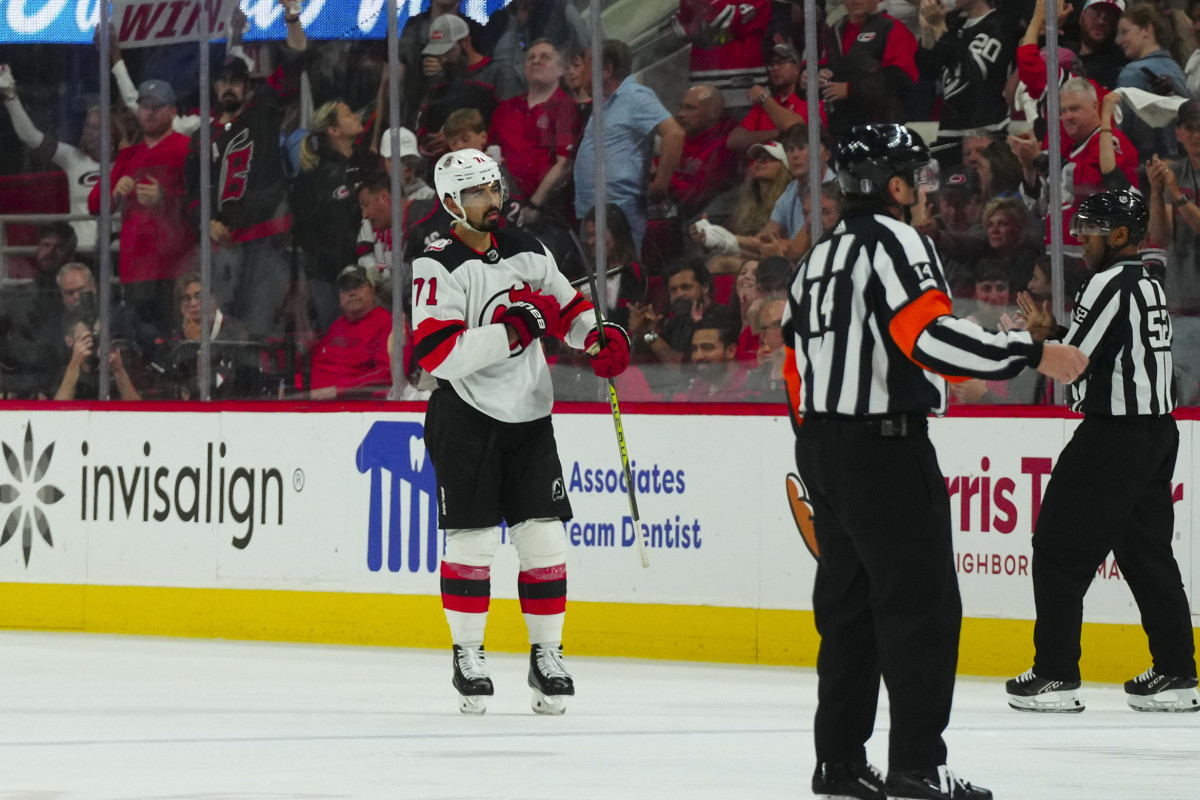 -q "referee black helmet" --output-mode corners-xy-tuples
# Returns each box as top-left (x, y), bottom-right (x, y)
(1070, 189), (1149, 244)
(836, 124), (939, 198)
